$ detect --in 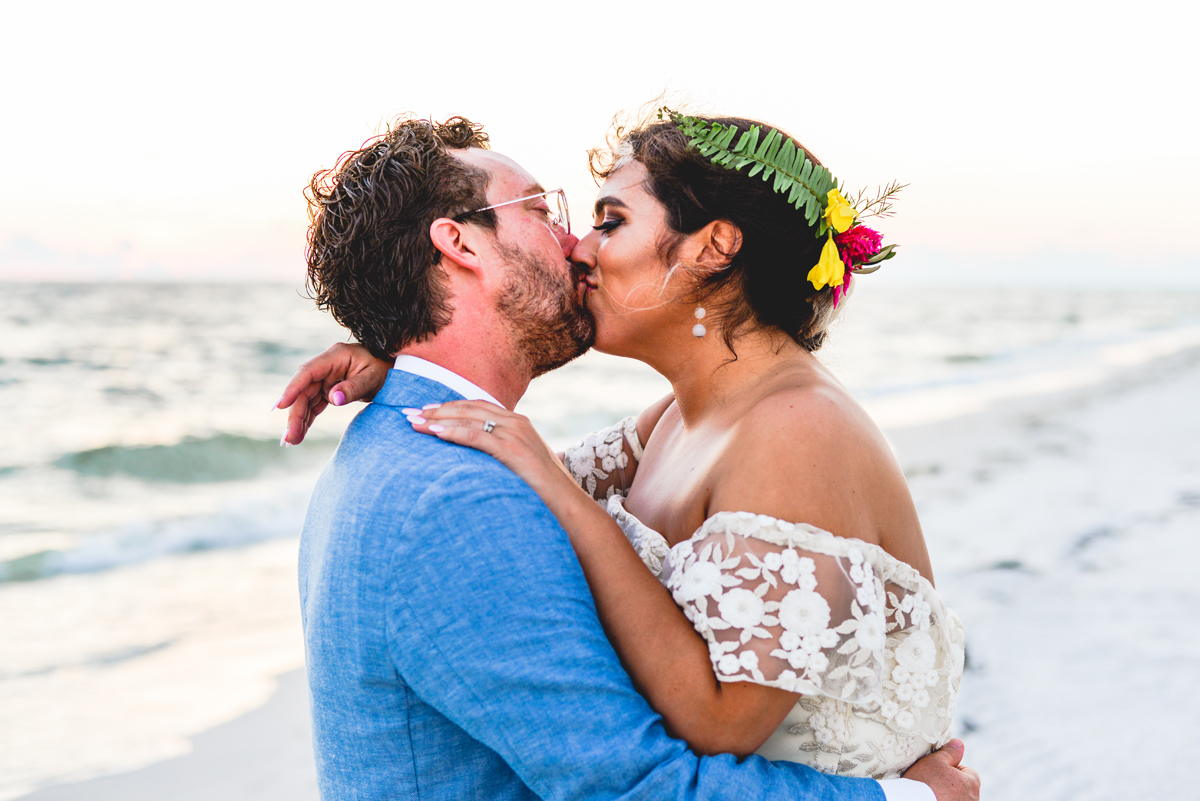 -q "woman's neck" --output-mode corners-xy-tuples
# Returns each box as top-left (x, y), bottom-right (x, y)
(648, 325), (820, 426)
